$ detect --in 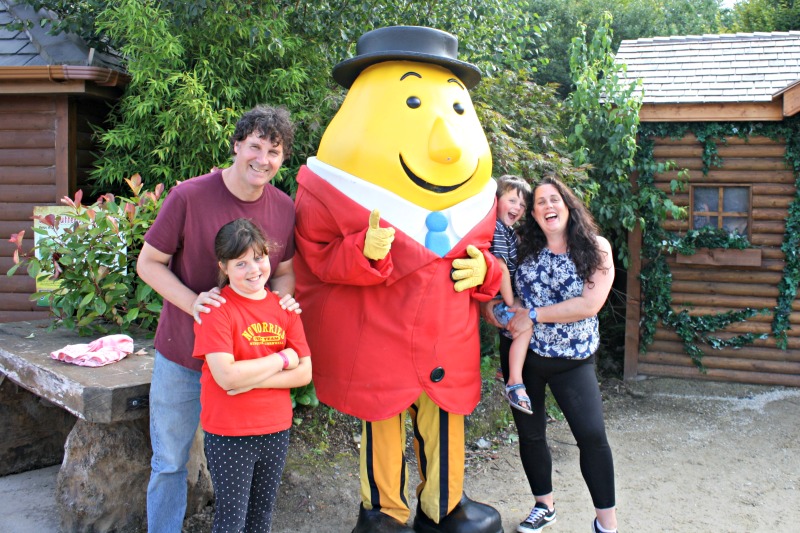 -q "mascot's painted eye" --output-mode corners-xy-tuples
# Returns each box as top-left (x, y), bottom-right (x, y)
(453, 102), (465, 115)
(407, 96), (421, 109)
